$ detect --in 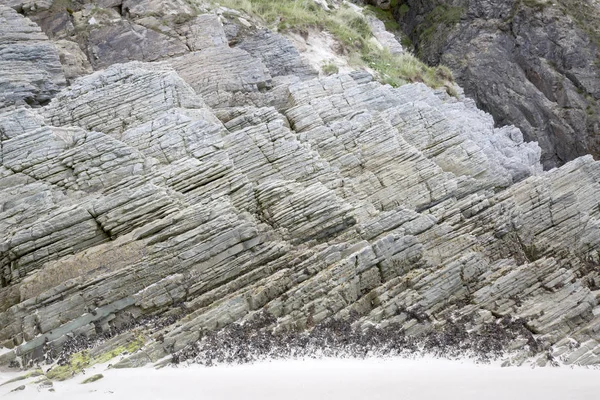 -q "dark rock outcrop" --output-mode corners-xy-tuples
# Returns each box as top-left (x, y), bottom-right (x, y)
(393, 0), (600, 168)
